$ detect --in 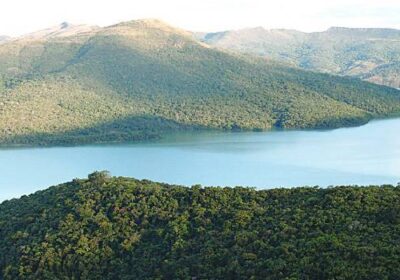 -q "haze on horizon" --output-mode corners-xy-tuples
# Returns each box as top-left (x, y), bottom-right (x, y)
(0, 0), (399, 36)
